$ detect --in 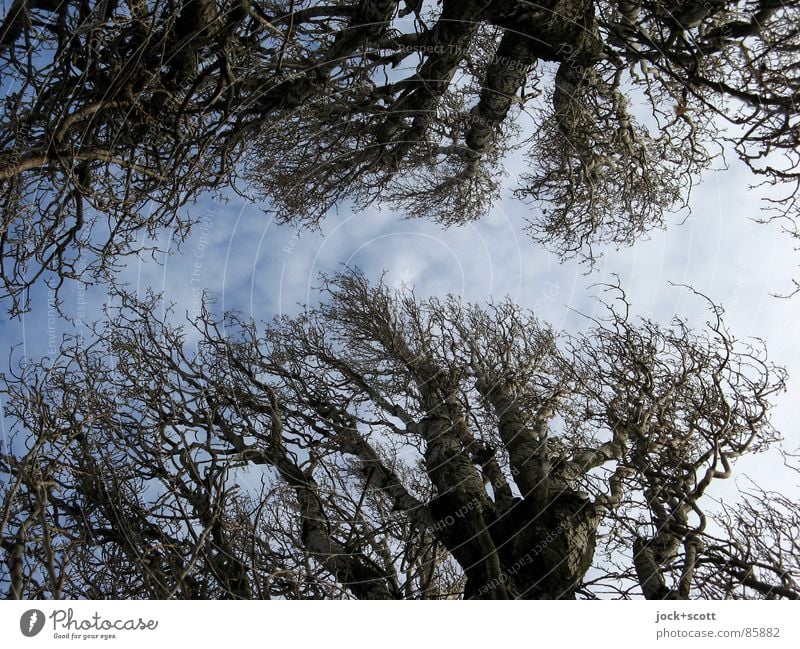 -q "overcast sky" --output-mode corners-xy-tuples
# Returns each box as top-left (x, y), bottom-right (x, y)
(2, 147), (798, 499)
